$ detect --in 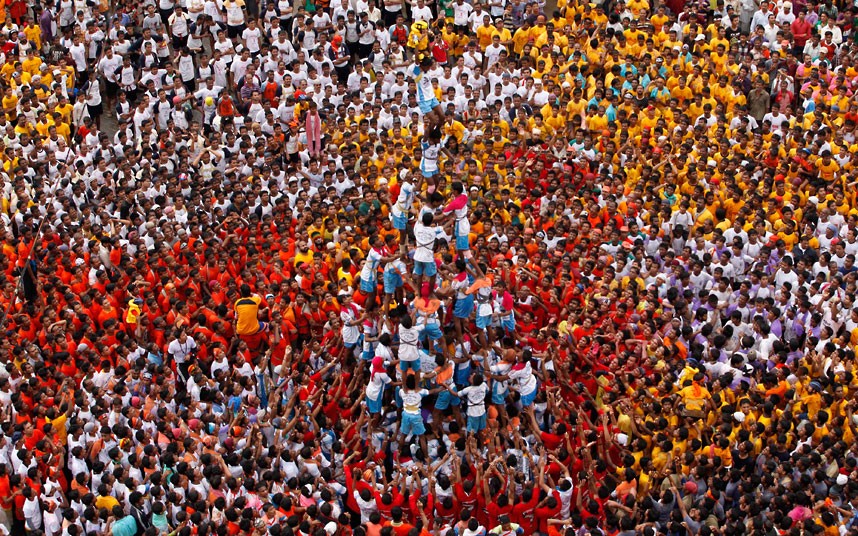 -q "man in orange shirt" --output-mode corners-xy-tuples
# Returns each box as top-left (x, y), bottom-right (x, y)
(0, 463), (15, 530)
(385, 507), (415, 536)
